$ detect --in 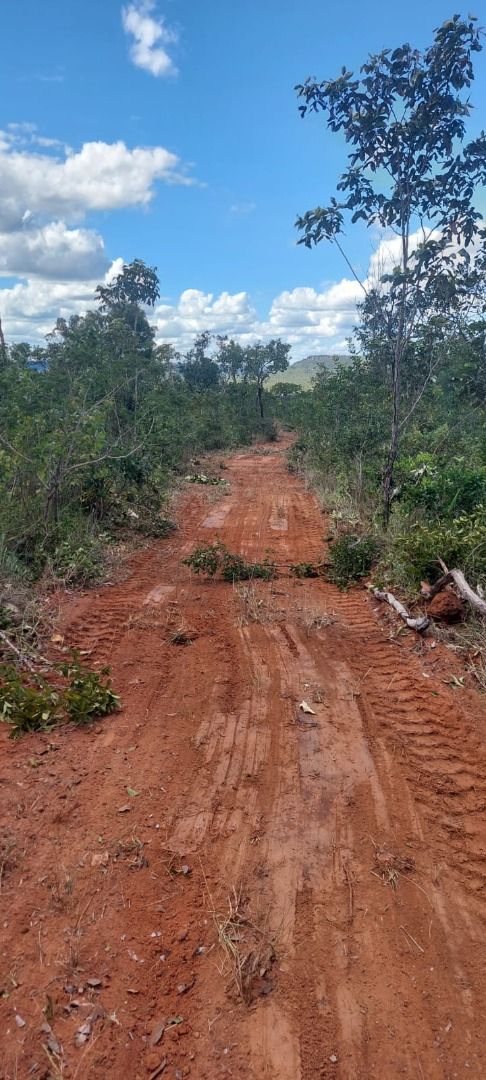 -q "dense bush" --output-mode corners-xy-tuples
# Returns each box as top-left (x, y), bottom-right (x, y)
(399, 460), (486, 519)
(328, 534), (380, 588)
(385, 509), (486, 587)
